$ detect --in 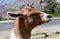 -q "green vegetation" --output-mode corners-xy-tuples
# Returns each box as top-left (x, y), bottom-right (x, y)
(0, 16), (15, 21)
(44, 34), (60, 39)
(44, 0), (60, 17)
(0, 31), (60, 39)
(1, 0), (60, 21)
(31, 30), (46, 36)
(31, 30), (60, 39)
